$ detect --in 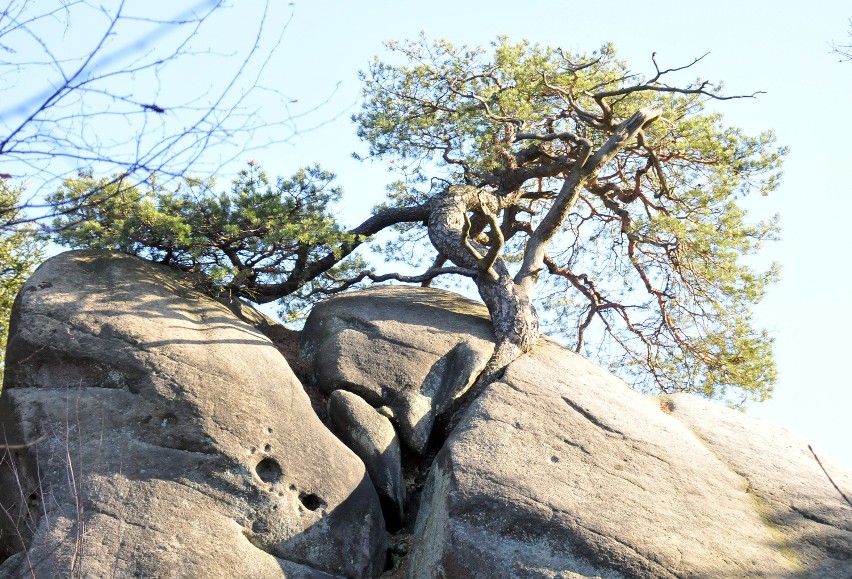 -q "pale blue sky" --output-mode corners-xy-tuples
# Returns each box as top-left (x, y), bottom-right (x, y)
(7, 1), (851, 466)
